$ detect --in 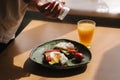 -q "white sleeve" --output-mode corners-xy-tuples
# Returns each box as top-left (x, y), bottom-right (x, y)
(0, 0), (28, 43)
